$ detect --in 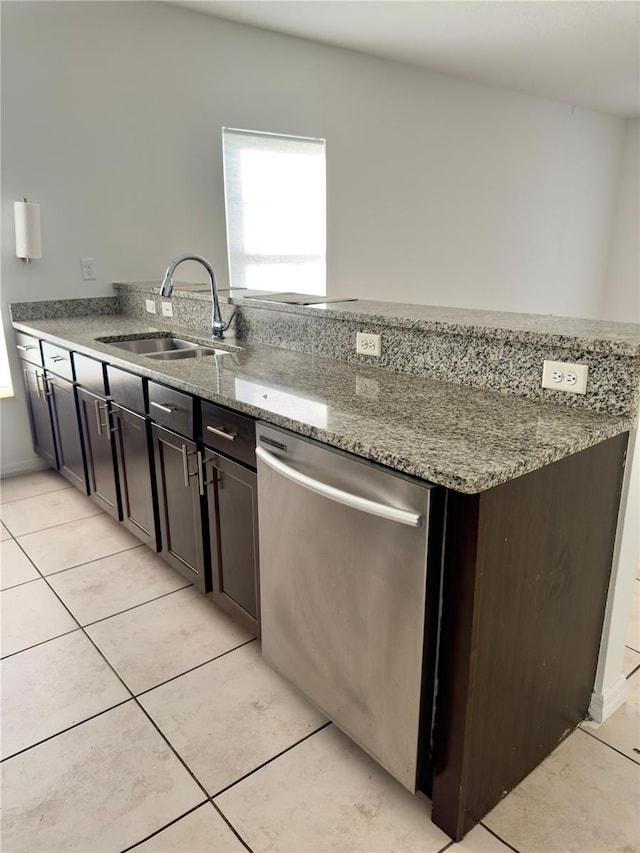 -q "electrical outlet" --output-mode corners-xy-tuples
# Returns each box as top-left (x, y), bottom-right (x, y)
(81, 257), (96, 280)
(145, 299), (156, 314)
(356, 332), (381, 357)
(161, 301), (173, 318)
(542, 360), (589, 394)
